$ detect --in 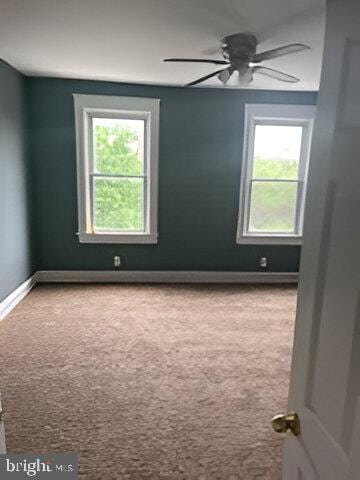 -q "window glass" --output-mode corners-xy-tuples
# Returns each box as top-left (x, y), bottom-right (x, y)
(252, 125), (303, 180)
(248, 180), (298, 233)
(93, 117), (144, 176)
(93, 177), (144, 232)
(91, 117), (145, 232)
